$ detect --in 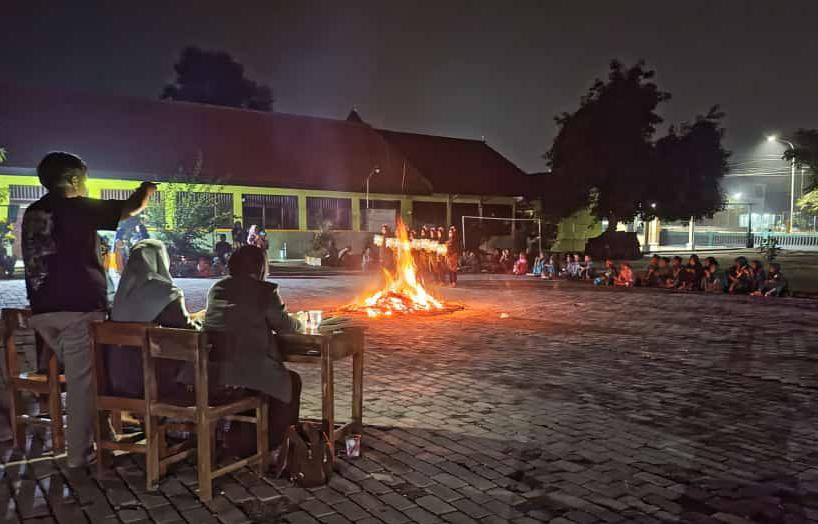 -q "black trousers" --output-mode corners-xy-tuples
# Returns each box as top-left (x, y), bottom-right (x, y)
(222, 370), (302, 455)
